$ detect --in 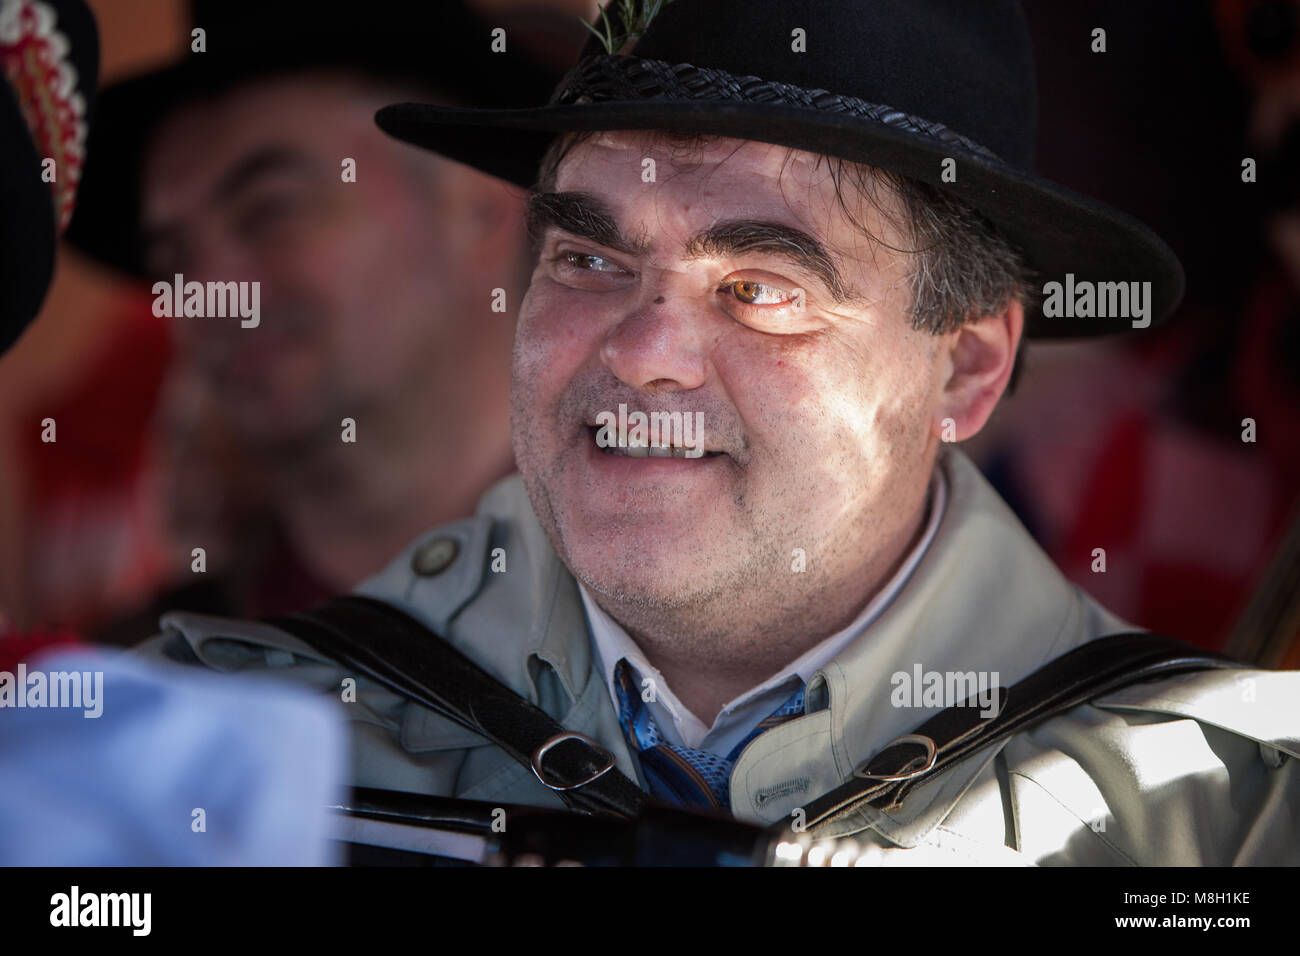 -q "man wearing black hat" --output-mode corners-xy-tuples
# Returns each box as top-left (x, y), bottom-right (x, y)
(140, 0), (1299, 865)
(68, 2), (566, 635)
